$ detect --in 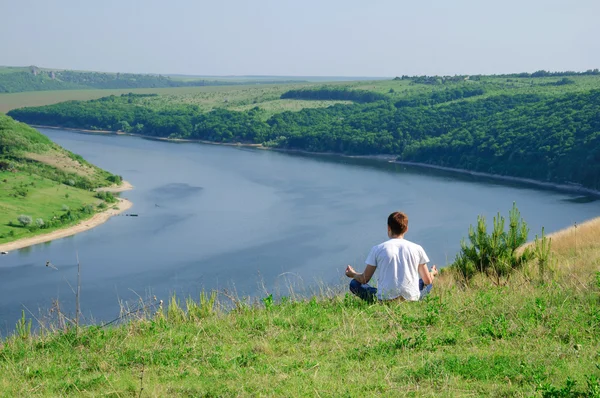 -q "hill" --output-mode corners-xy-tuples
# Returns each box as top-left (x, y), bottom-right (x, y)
(0, 65), (307, 94)
(0, 216), (598, 396)
(0, 114), (123, 246)
(8, 72), (600, 190)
